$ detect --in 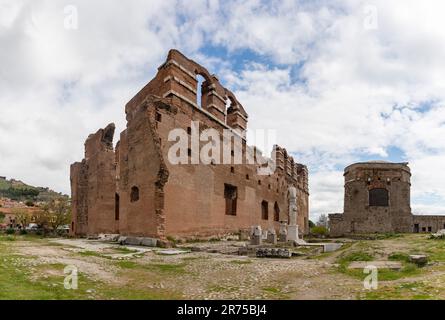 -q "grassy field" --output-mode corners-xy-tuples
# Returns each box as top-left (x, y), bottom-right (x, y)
(0, 233), (444, 300)
(328, 234), (445, 299)
(0, 235), (181, 300)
